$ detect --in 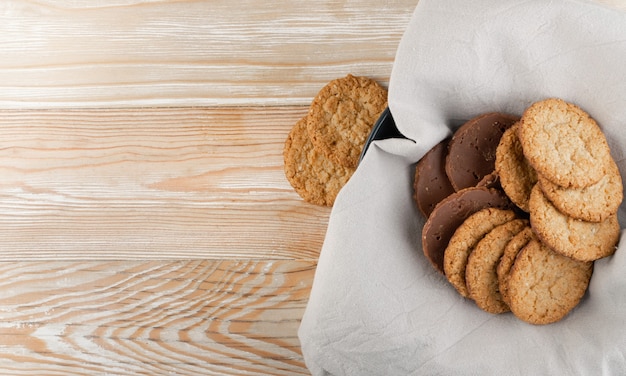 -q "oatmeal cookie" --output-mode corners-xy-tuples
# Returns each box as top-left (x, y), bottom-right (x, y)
(422, 187), (512, 274)
(528, 184), (620, 262)
(443, 208), (516, 298)
(465, 218), (528, 314)
(508, 239), (593, 325)
(538, 158), (623, 222)
(307, 74), (387, 168)
(495, 123), (538, 212)
(518, 98), (612, 188)
(496, 226), (534, 306)
(283, 116), (354, 206)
